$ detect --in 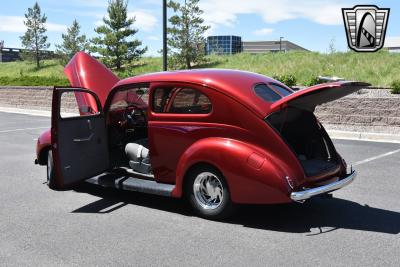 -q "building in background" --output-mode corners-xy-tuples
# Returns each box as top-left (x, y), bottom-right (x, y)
(205, 36), (308, 55)
(206, 35), (243, 55)
(384, 37), (400, 52)
(242, 40), (308, 53)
